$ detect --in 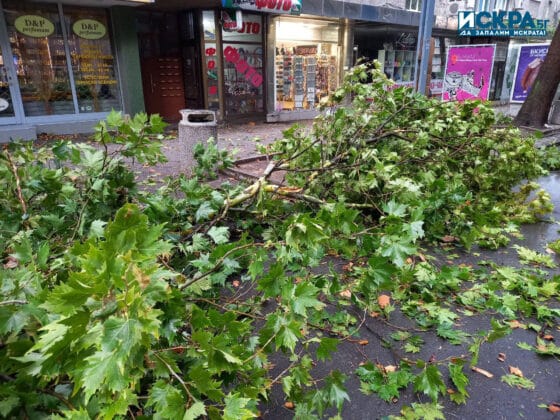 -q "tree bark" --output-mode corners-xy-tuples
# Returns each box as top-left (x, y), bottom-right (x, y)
(514, 23), (560, 128)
